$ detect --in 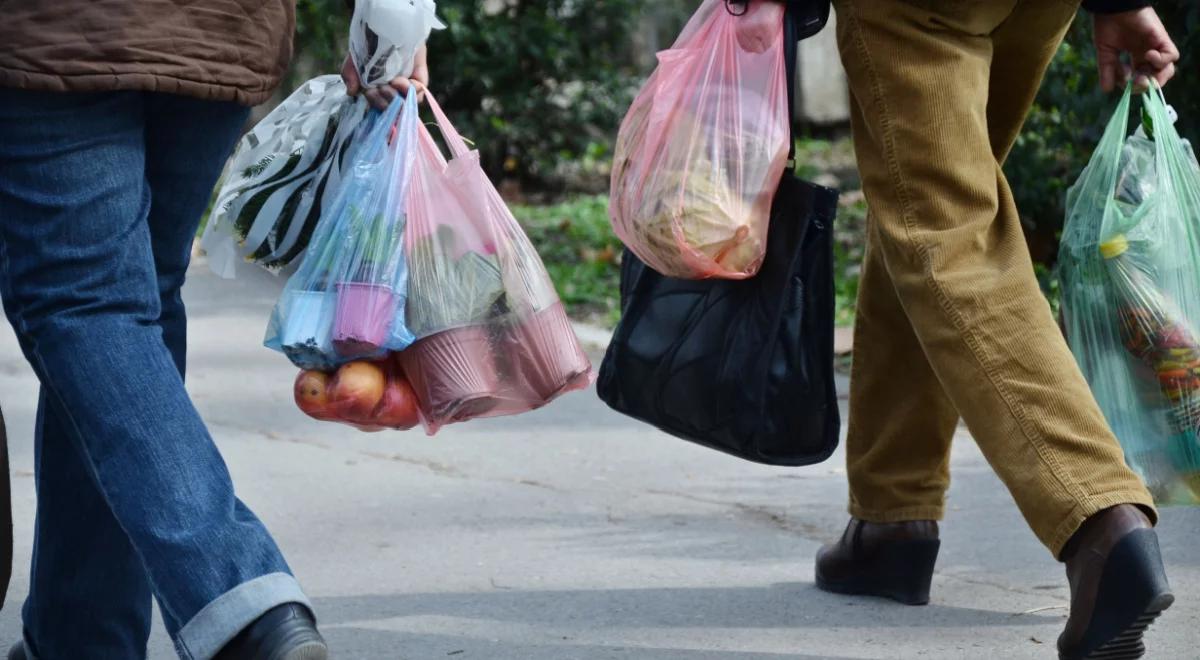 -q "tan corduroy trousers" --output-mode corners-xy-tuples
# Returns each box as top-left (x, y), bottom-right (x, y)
(832, 0), (1155, 557)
